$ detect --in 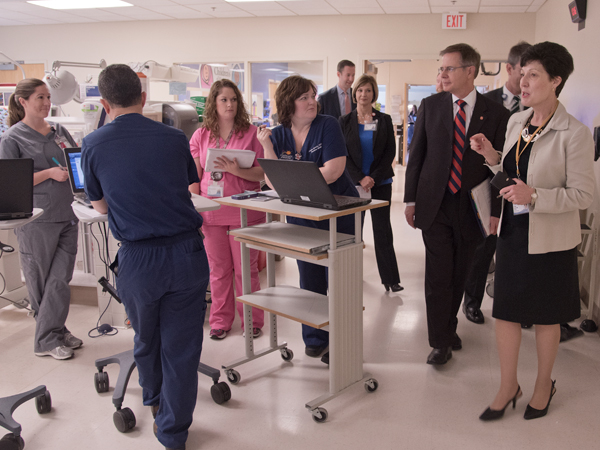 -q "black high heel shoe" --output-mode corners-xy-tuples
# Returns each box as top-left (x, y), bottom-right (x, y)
(524, 380), (556, 420)
(479, 385), (522, 421)
(384, 283), (404, 292)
